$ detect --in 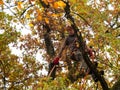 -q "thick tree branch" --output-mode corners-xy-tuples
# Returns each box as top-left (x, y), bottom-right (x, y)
(64, 1), (109, 90)
(39, 0), (55, 57)
(43, 24), (55, 57)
